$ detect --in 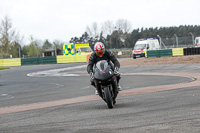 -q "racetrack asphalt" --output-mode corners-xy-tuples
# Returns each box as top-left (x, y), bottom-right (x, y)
(1, 62), (200, 132)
